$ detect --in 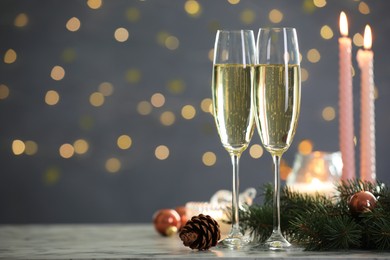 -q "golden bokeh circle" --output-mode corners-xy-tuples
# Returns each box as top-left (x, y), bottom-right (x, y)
(114, 28), (129, 42)
(200, 98), (213, 113)
(66, 17), (81, 32)
(117, 135), (132, 150)
(202, 151), (216, 166)
(307, 49), (321, 63)
(160, 111), (176, 126)
(4, 49), (17, 64)
(12, 140), (25, 155)
(14, 13), (29, 27)
(51, 66), (65, 81)
(98, 82), (114, 96)
(25, 140), (38, 155)
(249, 144), (264, 159)
(184, 0), (201, 17)
(59, 143), (74, 159)
(269, 9), (283, 23)
(151, 93), (165, 108)
(322, 106), (336, 121)
(45, 90), (60, 105)
(137, 101), (153, 115)
(106, 158), (121, 173)
(0, 84), (10, 99)
(155, 145), (170, 160)
(298, 140), (313, 155)
(87, 0), (102, 9)
(73, 139), (89, 154)
(89, 92), (105, 107)
(320, 25), (333, 40)
(181, 105), (196, 120)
